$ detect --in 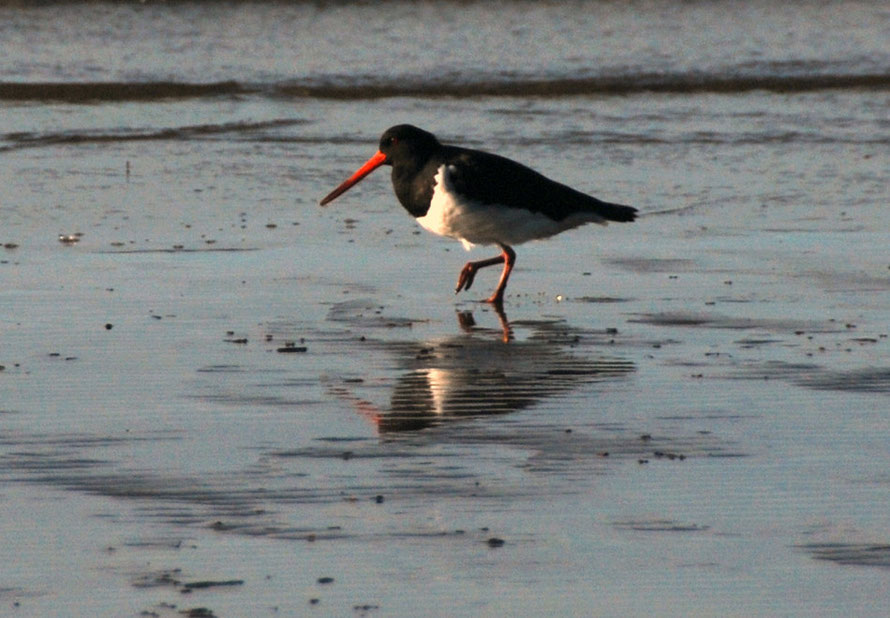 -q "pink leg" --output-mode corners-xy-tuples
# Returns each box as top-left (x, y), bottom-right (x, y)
(455, 244), (516, 306)
(485, 245), (516, 306)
